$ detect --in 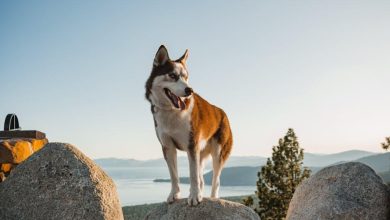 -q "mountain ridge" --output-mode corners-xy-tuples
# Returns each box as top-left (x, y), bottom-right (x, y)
(95, 149), (378, 168)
